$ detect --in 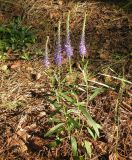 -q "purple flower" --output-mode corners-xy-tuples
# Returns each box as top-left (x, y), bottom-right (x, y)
(55, 43), (62, 66)
(43, 55), (50, 68)
(64, 11), (73, 59)
(79, 35), (86, 57)
(54, 21), (62, 67)
(43, 36), (50, 68)
(64, 37), (73, 59)
(79, 13), (87, 57)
